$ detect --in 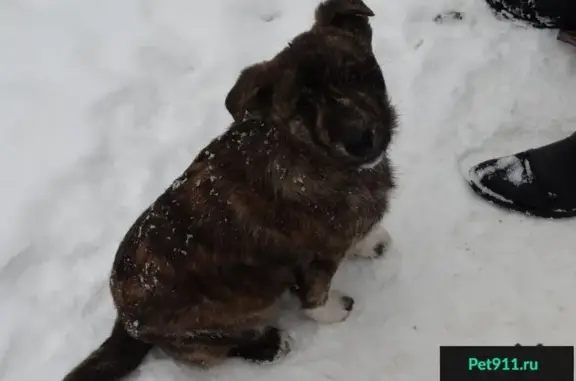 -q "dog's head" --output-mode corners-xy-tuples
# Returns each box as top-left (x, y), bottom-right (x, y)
(225, 0), (396, 167)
